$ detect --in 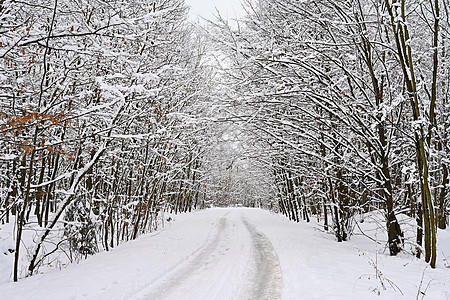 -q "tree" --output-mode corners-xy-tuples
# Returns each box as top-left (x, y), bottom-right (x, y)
(0, 0), (215, 280)
(210, 0), (449, 266)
